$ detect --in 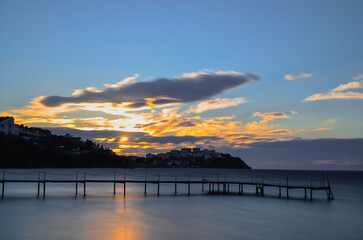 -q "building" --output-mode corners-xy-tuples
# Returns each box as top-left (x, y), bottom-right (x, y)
(19, 125), (51, 137)
(0, 117), (19, 135)
(171, 150), (181, 158)
(146, 153), (155, 159)
(181, 148), (192, 157)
